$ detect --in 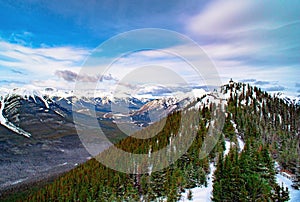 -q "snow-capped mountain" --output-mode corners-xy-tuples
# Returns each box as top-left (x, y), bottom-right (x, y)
(0, 86), (208, 192)
(1, 80), (300, 201)
(1, 82), (298, 140)
(0, 87), (204, 138)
